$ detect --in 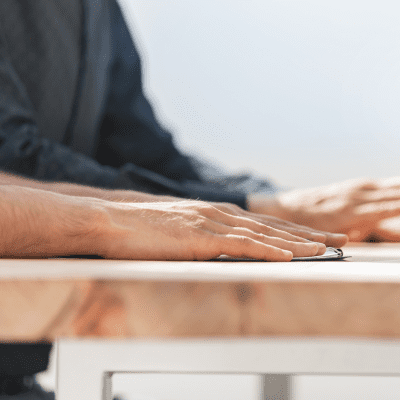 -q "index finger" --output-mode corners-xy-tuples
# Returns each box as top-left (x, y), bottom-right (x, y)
(242, 213), (348, 247)
(356, 200), (400, 221)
